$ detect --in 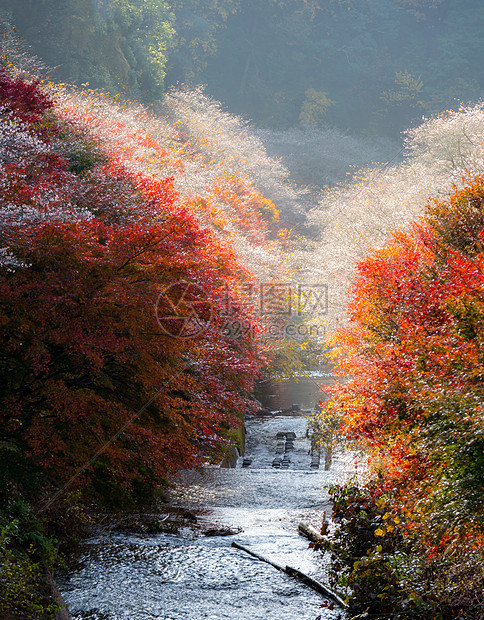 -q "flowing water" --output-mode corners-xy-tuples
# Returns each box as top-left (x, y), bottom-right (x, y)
(61, 413), (357, 620)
